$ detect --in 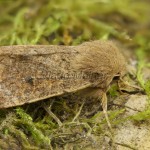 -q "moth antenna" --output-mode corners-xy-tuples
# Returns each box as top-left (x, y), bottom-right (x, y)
(119, 77), (143, 91)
